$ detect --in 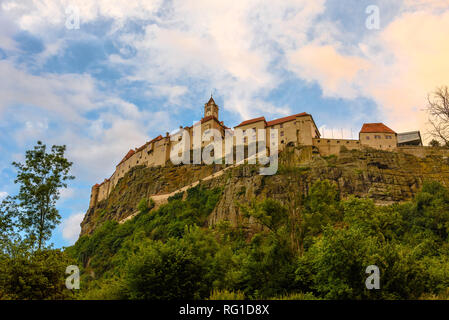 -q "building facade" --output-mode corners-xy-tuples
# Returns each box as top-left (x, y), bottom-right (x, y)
(89, 97), (414, 207)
